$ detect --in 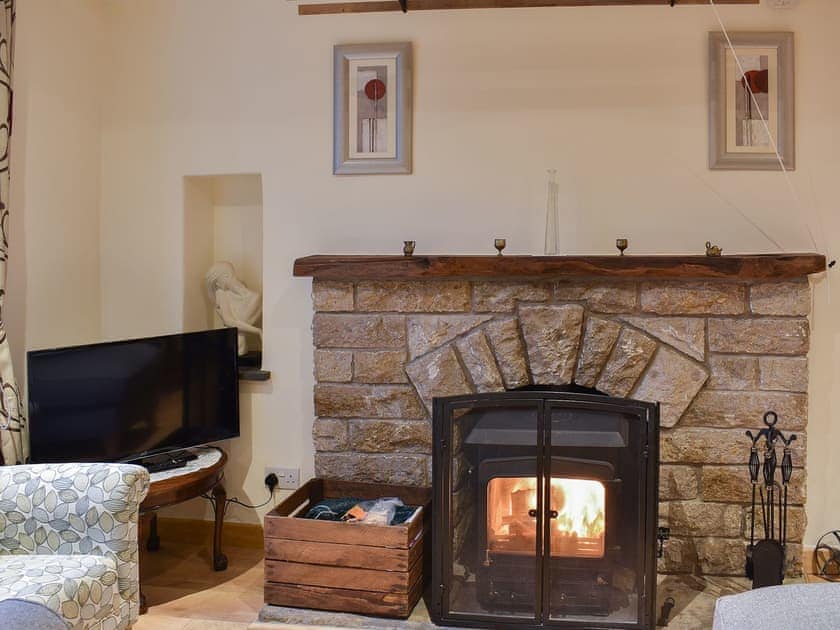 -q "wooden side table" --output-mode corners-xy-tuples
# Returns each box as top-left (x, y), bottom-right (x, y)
(138, 447), (228, 614)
